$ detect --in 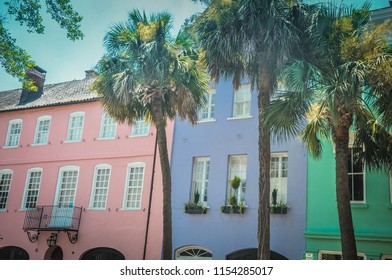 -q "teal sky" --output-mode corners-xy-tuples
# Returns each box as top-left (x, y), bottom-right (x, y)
(0, 0), (390, 91)
(0, 0), (204, 91)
